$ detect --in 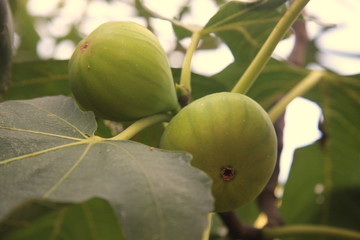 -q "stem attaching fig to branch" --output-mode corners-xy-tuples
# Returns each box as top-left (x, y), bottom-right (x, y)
(111, 113), (172, 140)
(179, 31), (202, 93)
(231, 0), (311, 95)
